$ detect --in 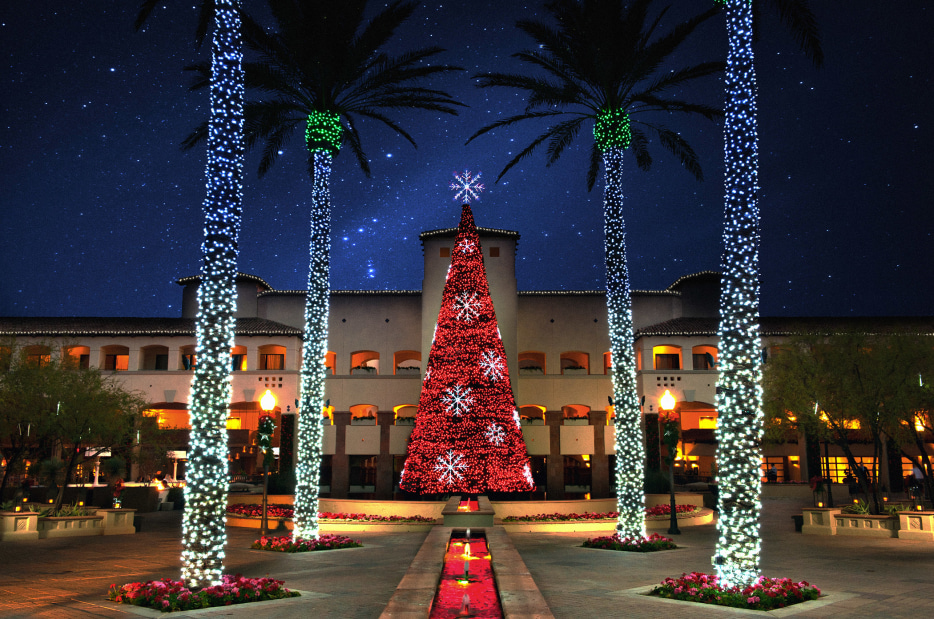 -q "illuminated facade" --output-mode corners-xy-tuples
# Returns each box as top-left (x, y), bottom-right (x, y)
(3, 223), (932, 499)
